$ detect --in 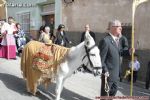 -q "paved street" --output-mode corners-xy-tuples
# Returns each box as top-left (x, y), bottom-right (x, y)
(0, 57), (150, 100)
